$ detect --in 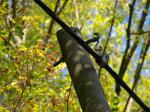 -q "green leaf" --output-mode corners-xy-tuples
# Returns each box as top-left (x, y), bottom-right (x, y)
(14, 25), (24, 37)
